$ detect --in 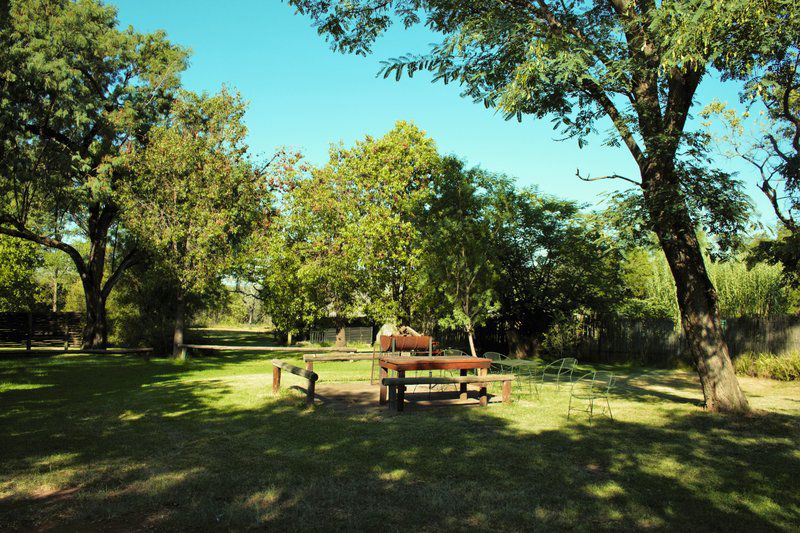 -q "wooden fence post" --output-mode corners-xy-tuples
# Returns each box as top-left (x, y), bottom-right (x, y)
(272, 365), (281, 394)
(307, 380), (315, 405)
